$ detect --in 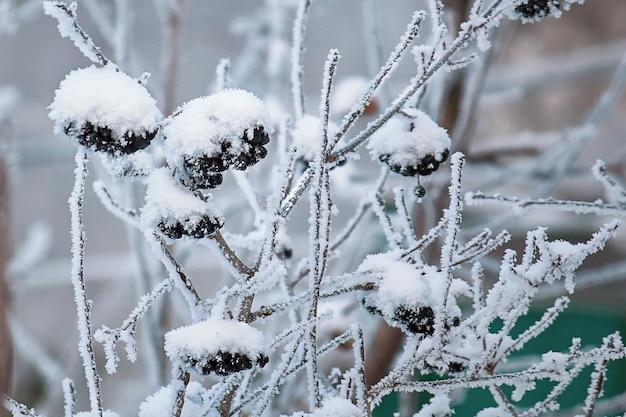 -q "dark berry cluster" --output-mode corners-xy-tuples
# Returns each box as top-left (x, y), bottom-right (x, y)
(180, 126), (270, 189)
(163, 89), (273, 191)
(378, 148), (449, 177)
(187, 350), (269, 376)
(49, 66), (162, 158)
(157, 213), (224, 240)
(393, 304), (436, 335)
(514, 0), (560, 19)
(64, 121), (156, 156)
